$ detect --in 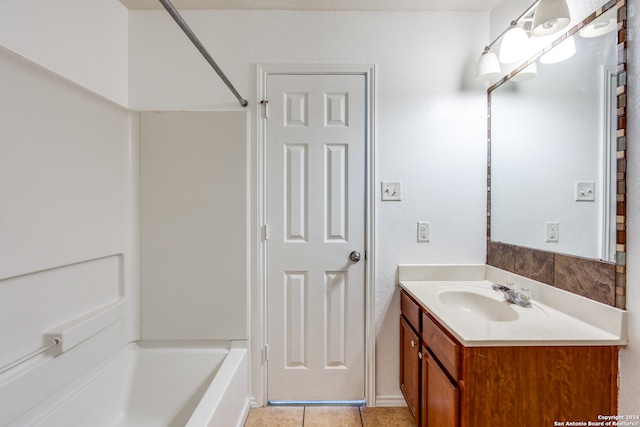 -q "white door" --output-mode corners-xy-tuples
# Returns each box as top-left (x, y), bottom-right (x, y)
(266, 74), (366, 402)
